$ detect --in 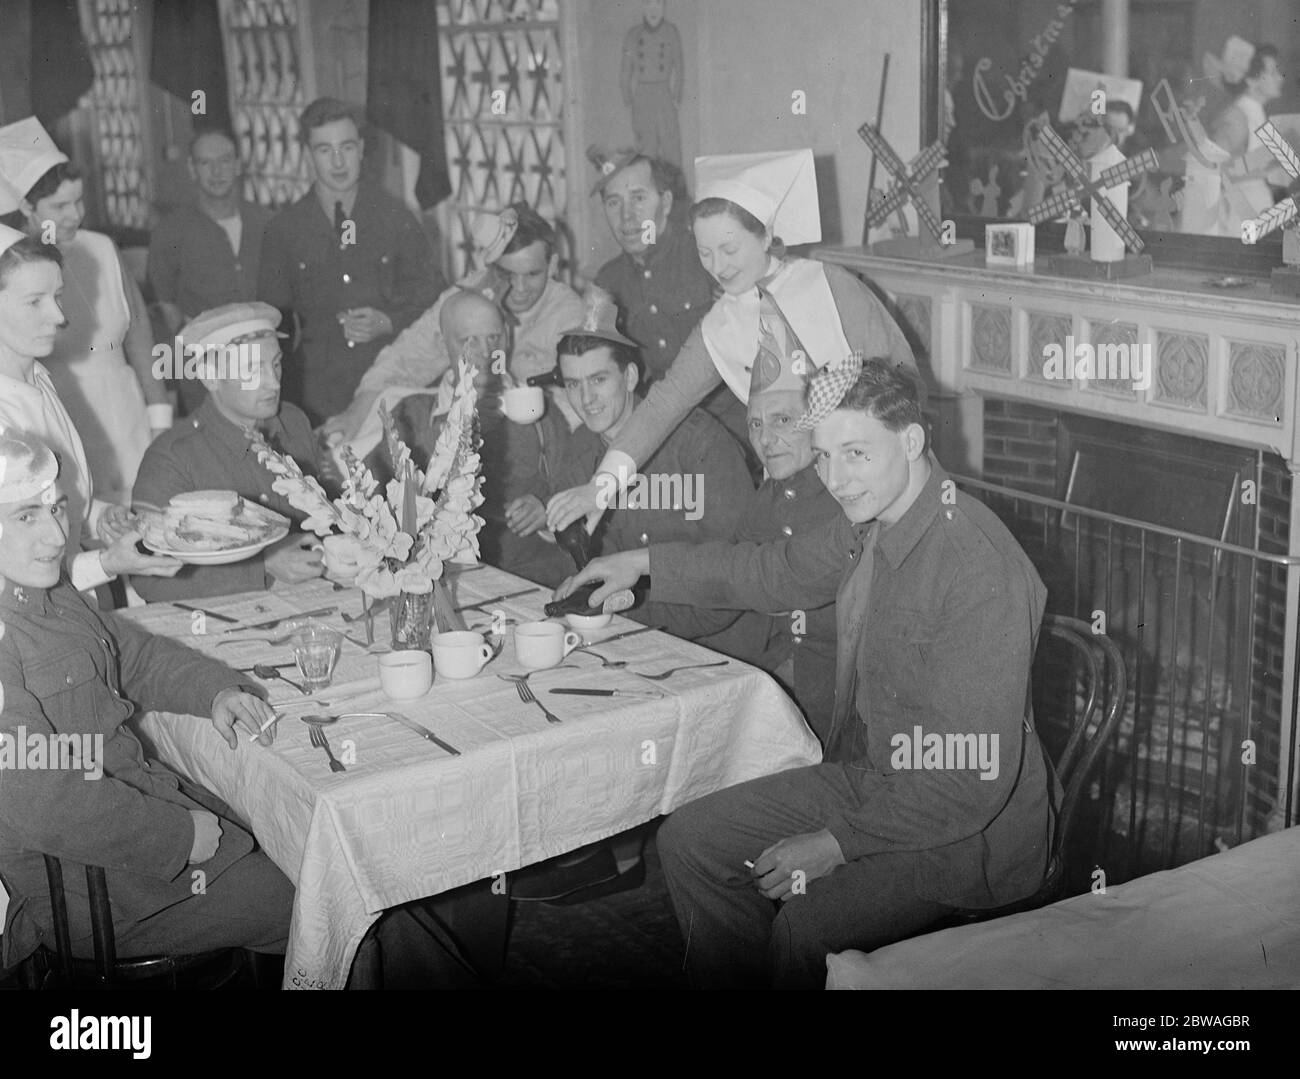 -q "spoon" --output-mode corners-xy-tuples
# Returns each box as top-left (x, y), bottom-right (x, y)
(300, 713), (339, 725)
(573, 647), (628, 669)
(253, 663), (307, 693)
